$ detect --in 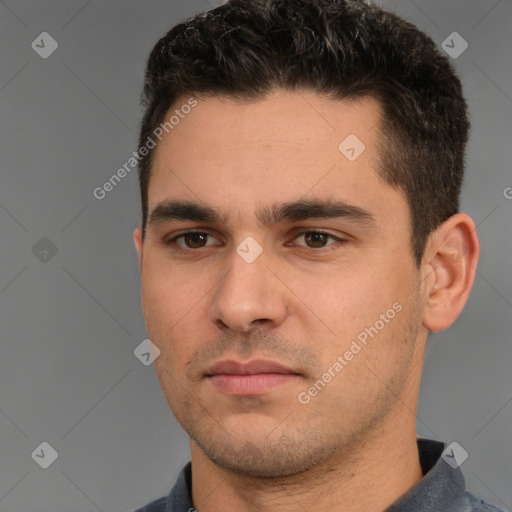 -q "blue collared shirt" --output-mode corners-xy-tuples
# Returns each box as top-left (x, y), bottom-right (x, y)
(134, 438), (507, 512)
